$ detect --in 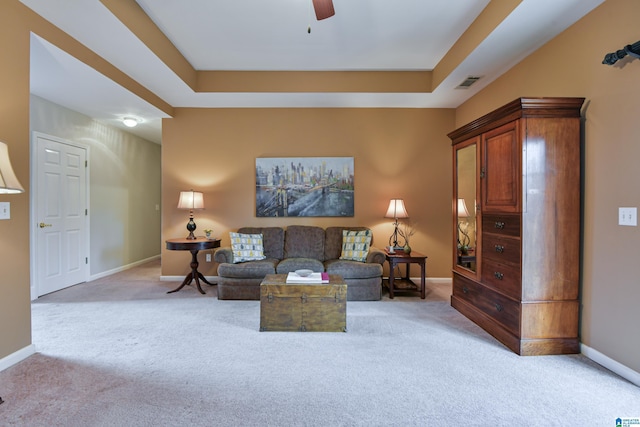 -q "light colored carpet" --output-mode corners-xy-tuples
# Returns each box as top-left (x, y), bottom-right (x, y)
(1, 259), (638, 426)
